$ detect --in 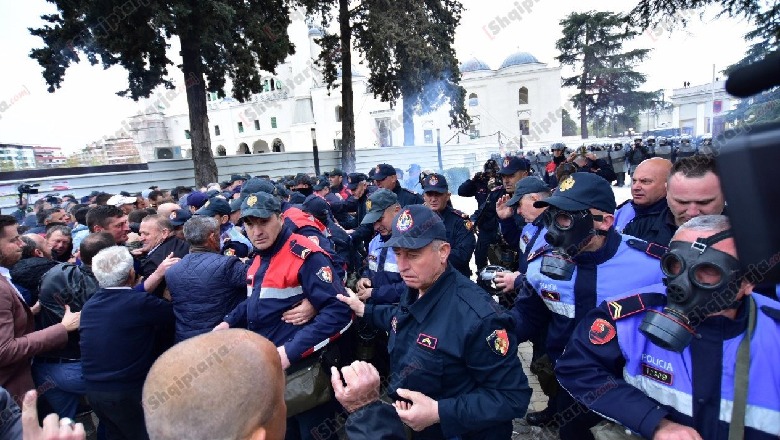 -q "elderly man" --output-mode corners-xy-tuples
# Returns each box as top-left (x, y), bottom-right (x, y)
(613, 157), (675, 246)
(339, 204), (531, 439)
(165, 216), (246, 342)
(509, 173), (665, 437)
(26, 207), (71, 235)
(45, 224), (72, 262)
(216, 192), (352, 440)
(137, 215), (189, 298)
(667, 155), (726, 227)
(372, 163), (423, 207)
(80, 245), (174, 440)
(0, 215), (80, 406)
(556, 215), (780, 439)
(86, 205), (130, 245)
(421, 173), (476, 277)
